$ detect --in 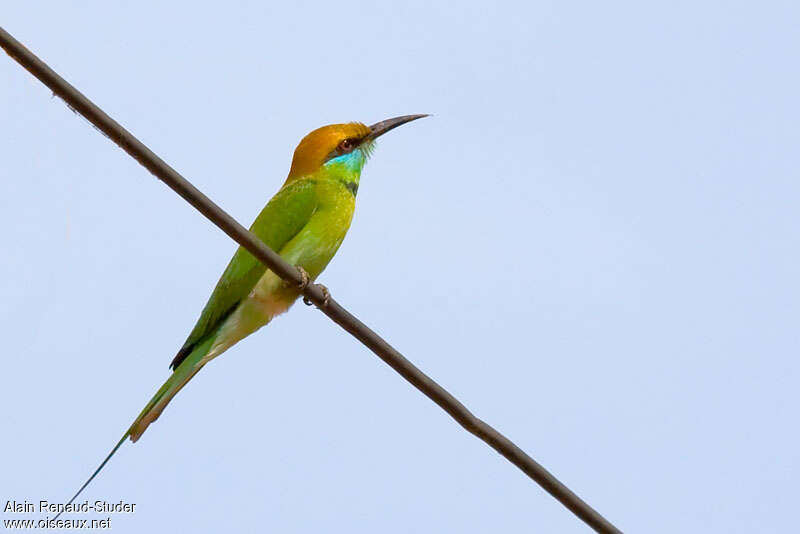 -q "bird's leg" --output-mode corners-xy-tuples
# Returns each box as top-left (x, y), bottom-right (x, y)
(297, 265), (314, 306)
(303, 286), (330, 307)
(295, 266), (310, 290)
(295, 265), (330, 308)
(316, 285), (331, 308)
